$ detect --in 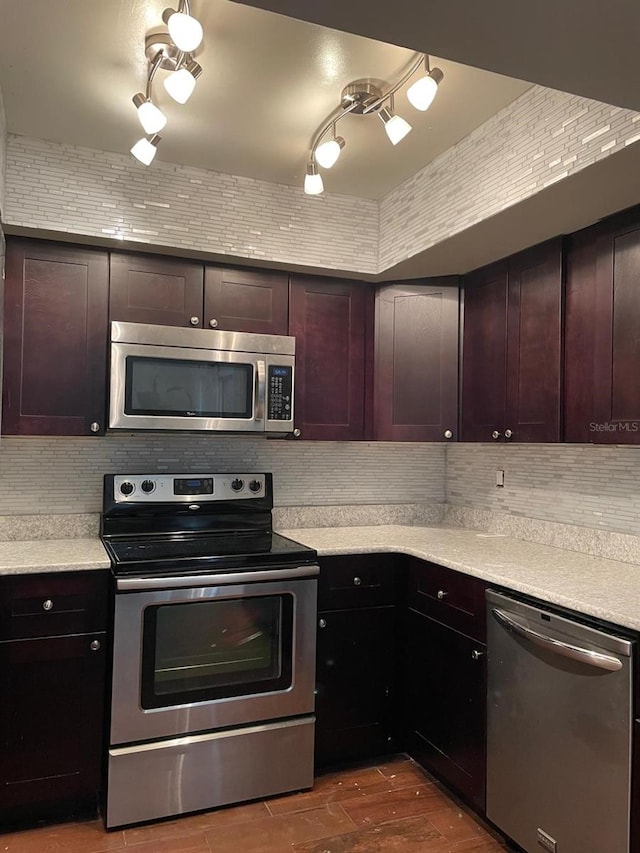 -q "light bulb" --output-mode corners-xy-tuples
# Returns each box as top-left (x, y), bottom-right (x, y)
(164, 60), (202, 104)
(379, 108), (412, 145)
(407, 68), (444, 111)
(314, 137), (345, 169)
(132, 94), (167, 135)
(304, 162), (324, 195)
(166, 10), (203, 52)
(130, 134), (161, 166)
